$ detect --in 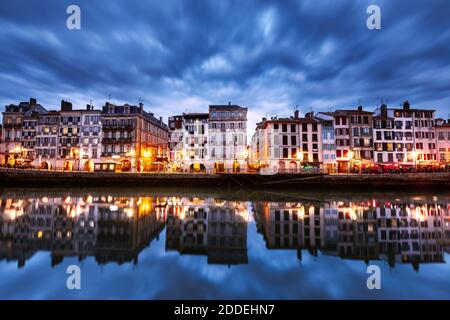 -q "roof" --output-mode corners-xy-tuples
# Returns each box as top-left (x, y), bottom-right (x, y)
(373, 115), (394, 120)
(209, 104), (247, 112)
(182, 113), (209, 120)
(325, 109), (374, 116)
(259, 116), (319, 129)
(390, 107), (435, 112)
(102, 102), (168, 129)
